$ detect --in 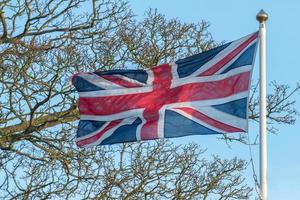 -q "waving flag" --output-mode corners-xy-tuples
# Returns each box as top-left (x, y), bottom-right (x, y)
(72, 32), (258, 147)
